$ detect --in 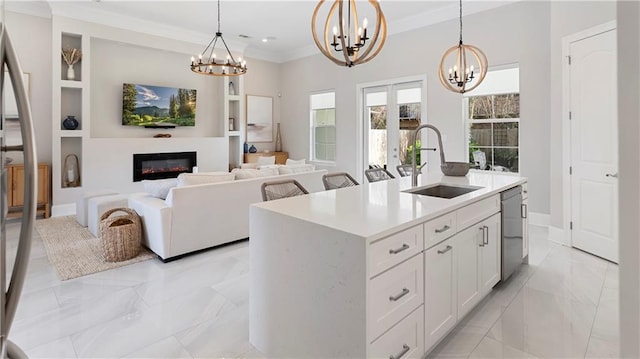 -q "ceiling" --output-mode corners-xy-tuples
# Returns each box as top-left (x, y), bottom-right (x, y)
(7, 0), (517, 62)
